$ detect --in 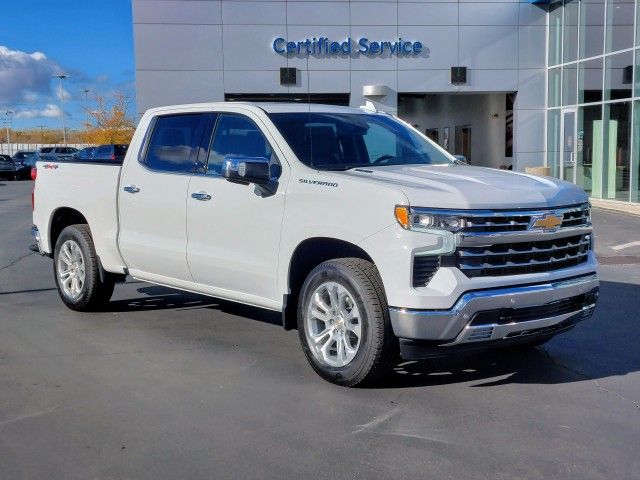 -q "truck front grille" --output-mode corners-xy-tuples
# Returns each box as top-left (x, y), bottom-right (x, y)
(461, 204), (590, 233)
(456, 234), (591, 278)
